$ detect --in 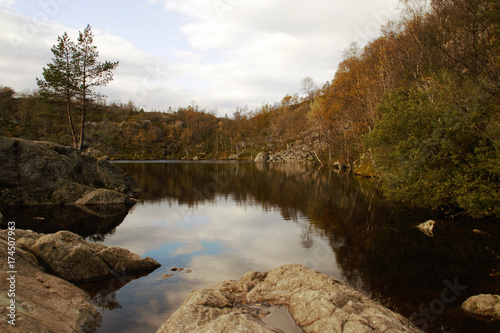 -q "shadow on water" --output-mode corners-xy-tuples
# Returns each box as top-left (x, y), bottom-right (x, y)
(116, 161), (499, 333)
(0, 204), (131, 241)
